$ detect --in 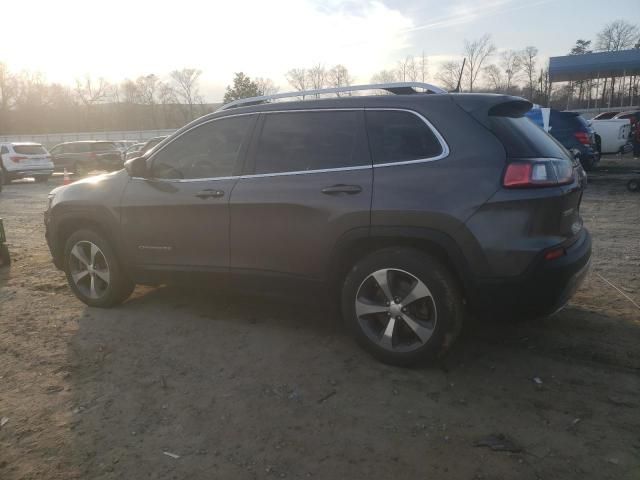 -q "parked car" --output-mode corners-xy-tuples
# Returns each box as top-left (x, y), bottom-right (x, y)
(550, 110), (600, 170)
(588, 118), (632, 154)
(591, 111), (620, 120)
(49, 141), (123, 172)
(124, 143), (146, 160)
(0, 142), (54, 187)
(114, 140), (138, 156)
(45, 85), (591, 365)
